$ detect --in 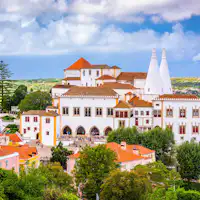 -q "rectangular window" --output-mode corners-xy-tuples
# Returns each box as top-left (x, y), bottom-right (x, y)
(107, 108), (113, 116)
(124, 111), (128, 118)
(120, 112), (123, 118)
(34, 127), (37, 132)
(146, 111), (149, 116)
(33, 117), (38, 122)
(135, 118), (138, 126)
(85, 107), (91, 117)
(166, 124), (173, 131)
(179, 108), (186, 118)
(73, 107), (80, 116)
(96, 70), (99, 77)
(135, 110), (138, 116)
(25, 117), (30, 122)
(116, 111), (119, 118)
(166, 108), (173, 117)
(192, 126), (199, 134)
(24, 129), (26, 134)
(179, 125), (186, 134)
(119, 120), (125, 128)
(46, 118), (50, 123)
(141, 111), (144, 116)
(62, 107), (69, 115)
(96, 108), (103, 116)
(193, 109), (199, 117)
(89, 70), (91, 75)
(83, 70), (85, 76)
(46, 131), (49, 135)
(27, 127), (30, 131)
(5, 160), (8, 168)
(154, 110), (161, 117)
(146, 120), (149, 124)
